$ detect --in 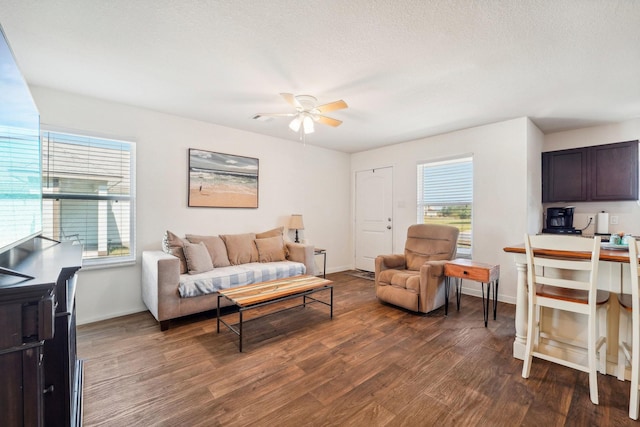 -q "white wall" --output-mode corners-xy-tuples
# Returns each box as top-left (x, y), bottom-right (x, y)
(31, 86), (351, 325)
(351, 117), (538, 304)
(527, 119), (544, 234)
(543, 118), (640, 236)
